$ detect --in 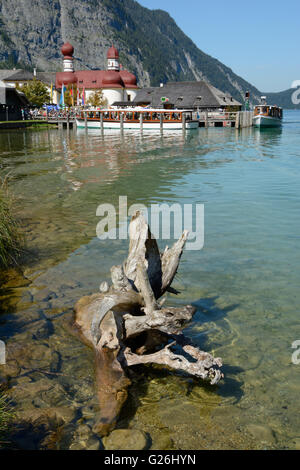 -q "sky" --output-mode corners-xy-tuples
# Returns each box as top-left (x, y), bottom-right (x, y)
(138, 0), (299, 92)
